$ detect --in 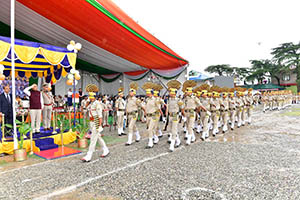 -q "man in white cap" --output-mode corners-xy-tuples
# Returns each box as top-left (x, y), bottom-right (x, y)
(42, 83), (53, 131)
